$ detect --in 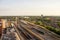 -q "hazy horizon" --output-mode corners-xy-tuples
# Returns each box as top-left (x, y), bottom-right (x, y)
(0, 0), (60, 16)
